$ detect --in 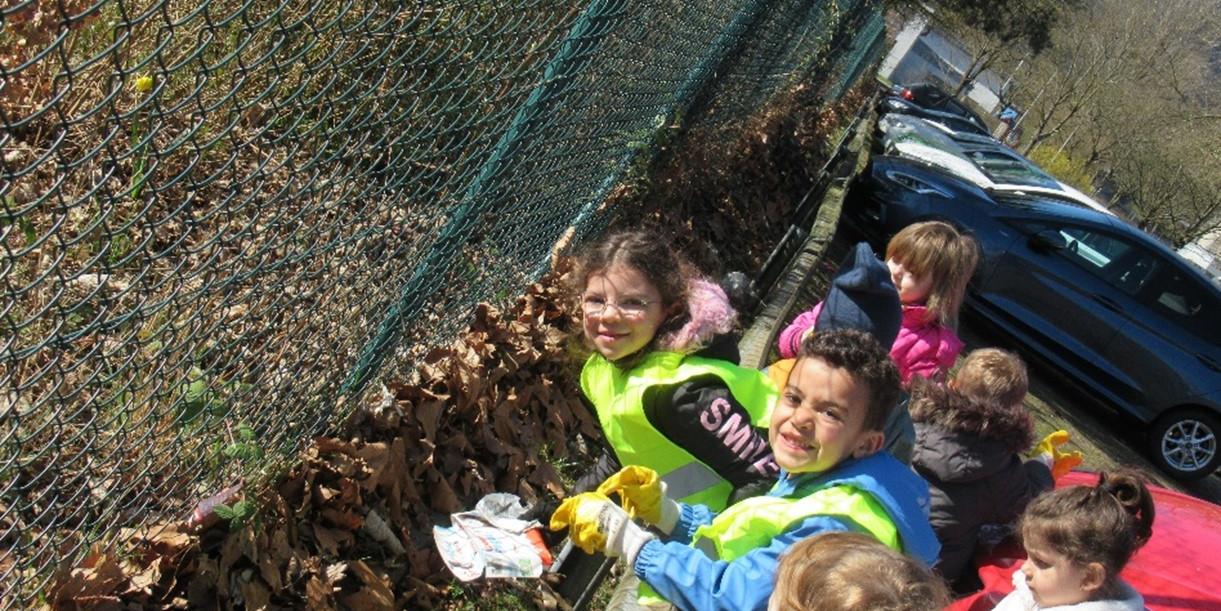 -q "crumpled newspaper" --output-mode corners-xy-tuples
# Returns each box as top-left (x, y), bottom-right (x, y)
(433, 492), (550, 581)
